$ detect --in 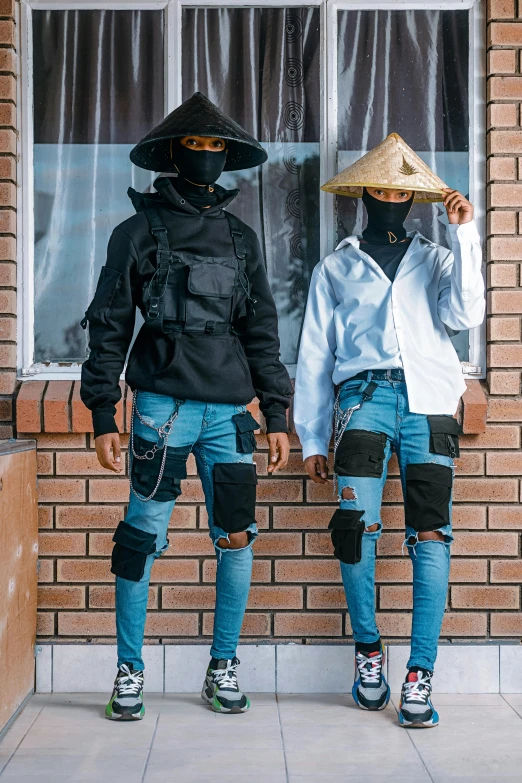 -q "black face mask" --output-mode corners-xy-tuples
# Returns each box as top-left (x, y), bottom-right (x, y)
(362, 188), (414, 244)
(171, 141), (227, 208)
